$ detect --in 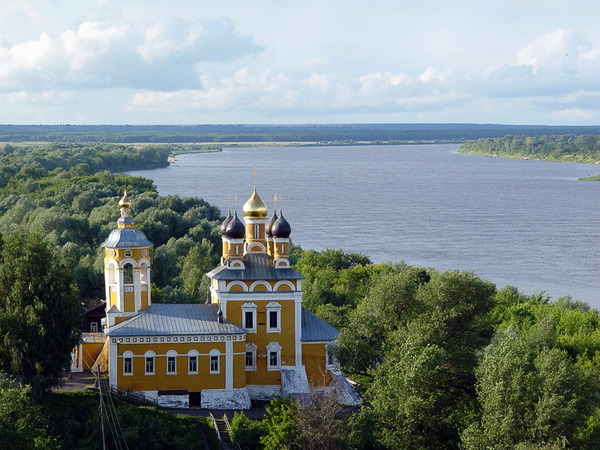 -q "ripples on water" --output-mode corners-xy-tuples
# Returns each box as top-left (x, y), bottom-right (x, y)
(129, 144), (600, 308)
